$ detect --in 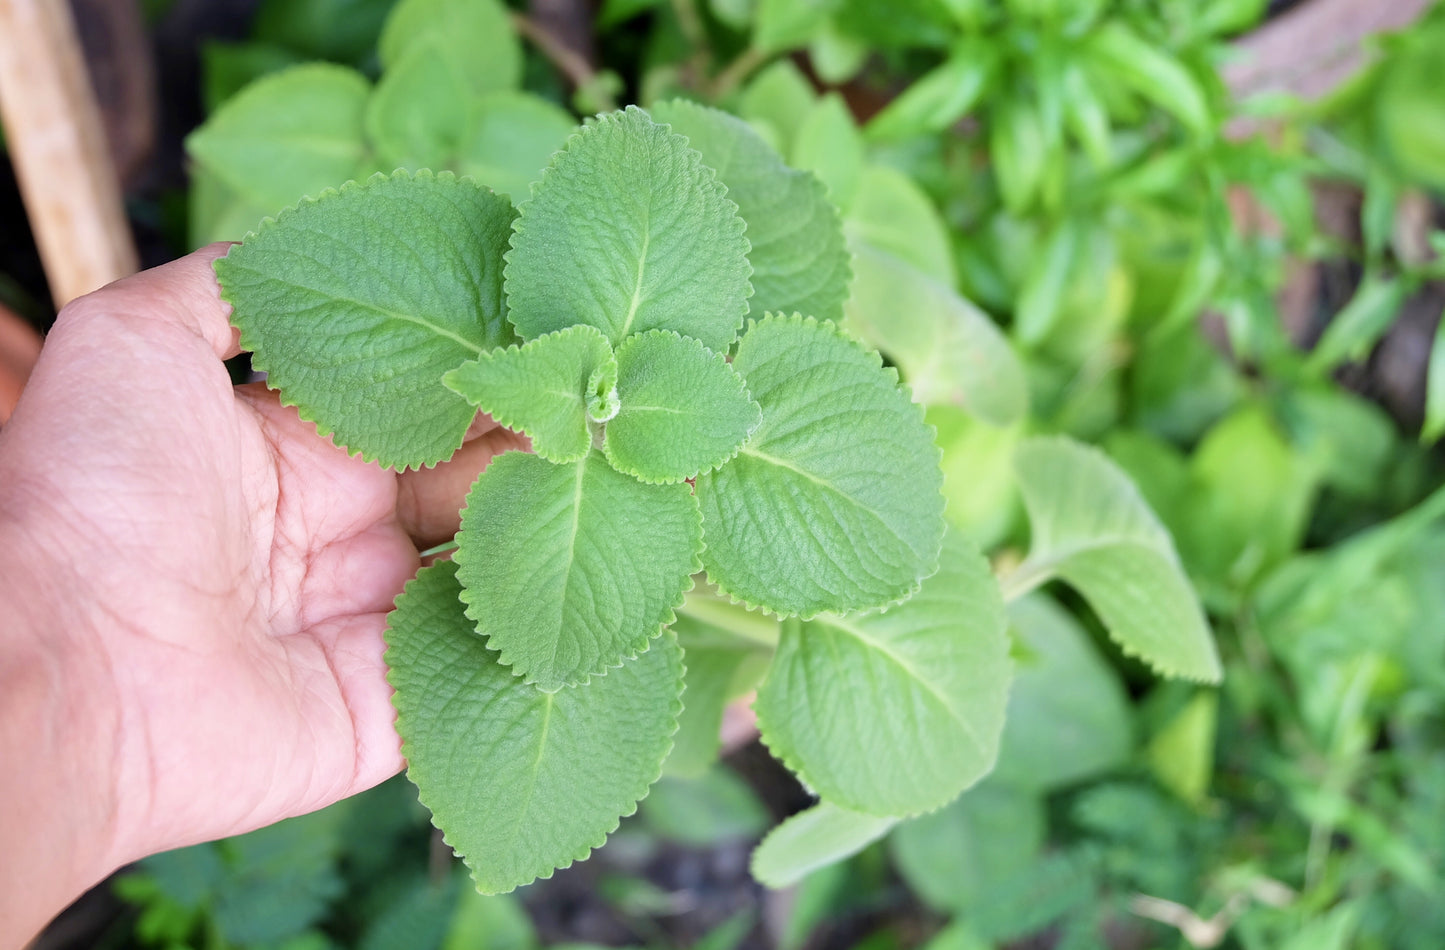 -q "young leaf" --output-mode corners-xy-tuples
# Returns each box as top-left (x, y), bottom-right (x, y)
(365, 46), (469, 169)
(1011, 437), (1223, 683)
(386, 561), (684, 895)
(185, 63), (371, 214)
(216, 171), (516, 469)
(455, 451), (702, 690)
(846, 165), (955, 285)
(649, 100), (851, 323)
(845, 242), (1027, 425)
(864, 39), (998, 140)
(790, 94), (864, 211)
(603, 330), (762, 484)
(1085, 21), (1211, 136)
(754, 0), (837, 53)
(377, 0), (520, 92)
(737, 60), (818, 156)
(754, 530), (1011, 816)
(751, 801), (897, 889)
(444, 326), (617, 464)
(504, 107), (753, 352)
(696, 315), (945, 617)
